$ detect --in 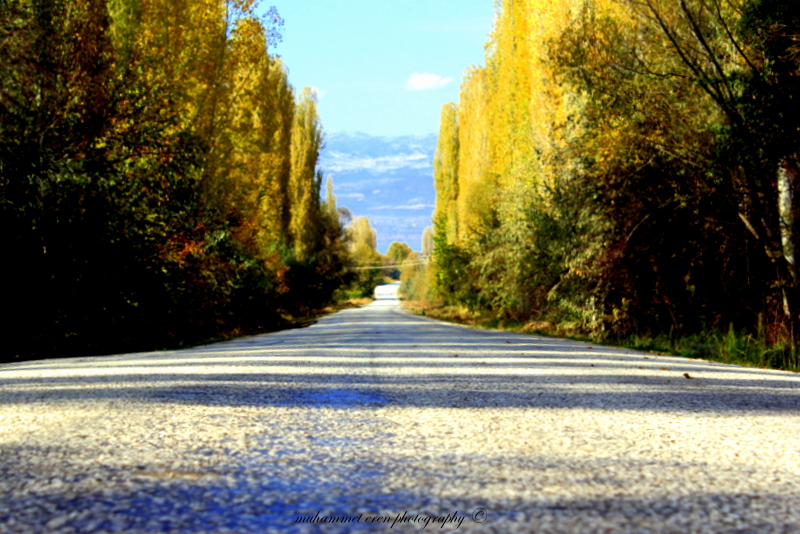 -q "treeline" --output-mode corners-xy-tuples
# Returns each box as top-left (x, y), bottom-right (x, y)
(345, 216), (432, 300)
(0, 0), (349, 360)
(429, 0), (800, 354)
